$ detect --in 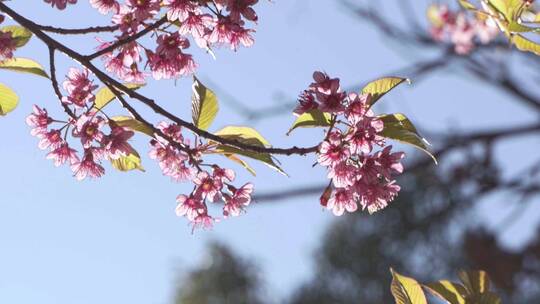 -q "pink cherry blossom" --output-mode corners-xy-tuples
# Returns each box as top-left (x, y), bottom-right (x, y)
(38, 130), (63, 150)
(327, 161), (356, 188)
(356, 181), (400, 214)
(72, 113), (106, 148)
(103, 125), (134, 159)
(375, 146), (405, 179)
(223, 183), (253, 217)
(148, 33), (197, 80)
(90, 0), (119, 14)
(163, 0), (198, 22)
(125, 0), (160, 22)
(293, 90), (318, 116)
(213, 166), (236, 183)
(345, 93), (372, 124)
(43, 0), (77, 10)
(317, 136), (350, 167)
(176, 194), (205, 221)
(193, 171), (223, 202)
(71, 151), (105, 180)
(46, 143), (79, 167)
(0, 31), (17, 61)
(345, 117), (385, 155)
(326, 188), (357, 216)
(26, 105), (52, 137)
